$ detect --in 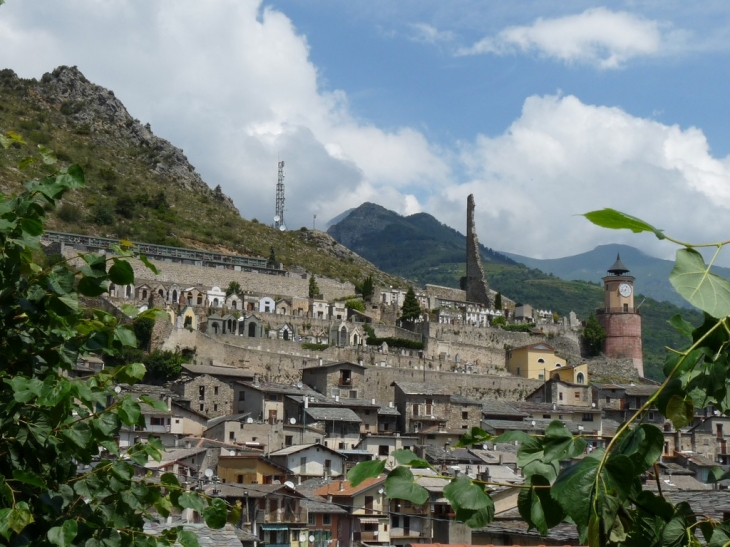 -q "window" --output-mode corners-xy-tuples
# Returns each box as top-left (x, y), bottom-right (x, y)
(425, 399), (433, 415)
(538, 373), (544, 380)
(623, 303), (629, 312)
(426, 434), (435, 440)
(412, 404), (419, 416)
(214, 404), (218, 412)
(285, 436), (293, 447)
(199, 404), (204, 412)
(559, 393), (563, 401)
(238, 391), (245, 401)
(150, 417), (164, 426)
(199, 386), (205, 400)
(582, 413), (594, 422)
(606, 397), (611, 404)
(237, 474), (243, 484)
(308, 513), (316, 526)
(378, 445), (389, 456)
(364, 496), (374, 514)
(300, 457), (307, 471)
(537, 358), (545, 363)
(322, 513), (332, 525)
(462, 411), (468, 420)
(576, 372), (585, 384)
(324, 459), (331, 471)
(575, 392), (581, 399)
(229, 431), (235, 441)
(214, 386), (219, 395)
(542, 414), (551, 419)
